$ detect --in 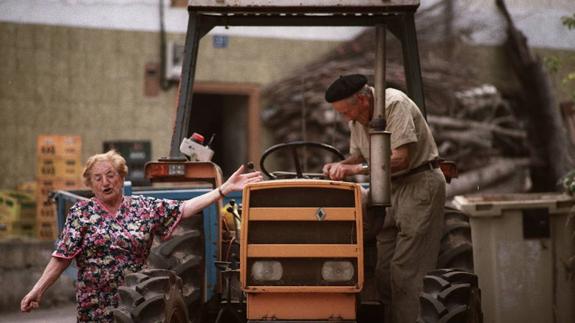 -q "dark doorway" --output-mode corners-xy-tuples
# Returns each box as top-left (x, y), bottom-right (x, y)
(188, 93), (249, 177)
